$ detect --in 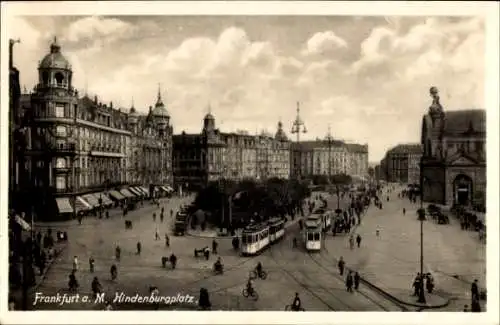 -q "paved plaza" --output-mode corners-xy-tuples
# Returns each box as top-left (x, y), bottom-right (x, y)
(324, 185), (486, 311)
